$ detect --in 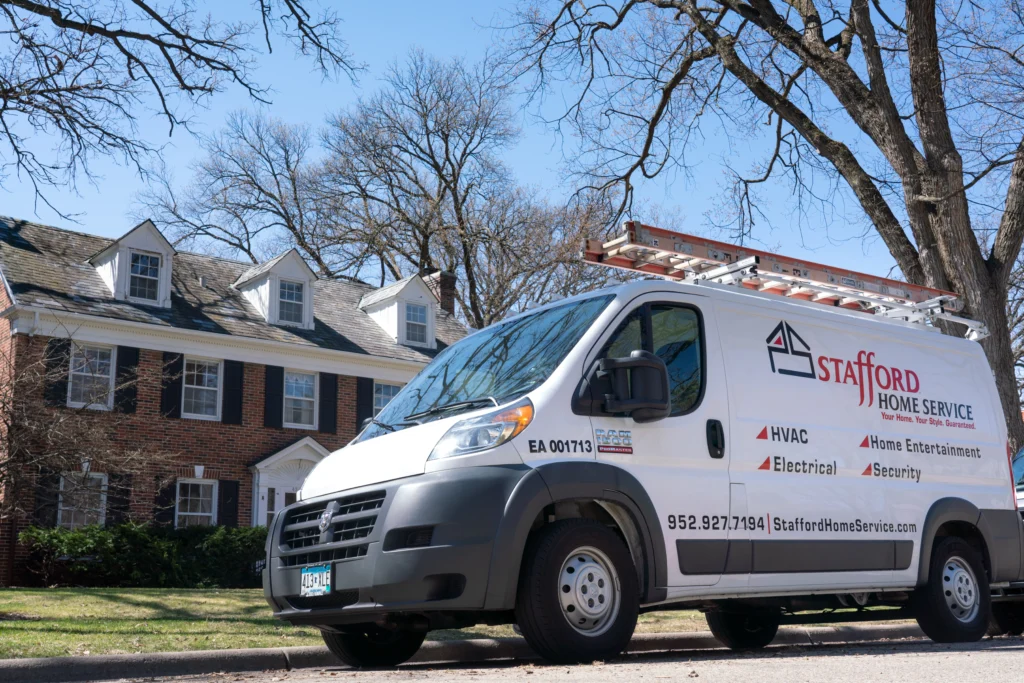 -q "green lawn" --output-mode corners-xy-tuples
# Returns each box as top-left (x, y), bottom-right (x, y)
(0, 588), (900, 660)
